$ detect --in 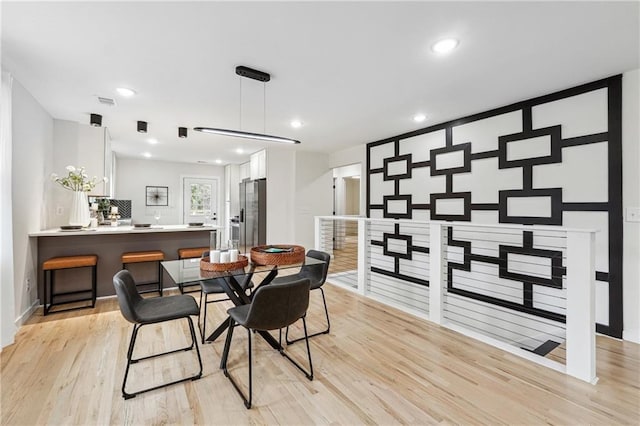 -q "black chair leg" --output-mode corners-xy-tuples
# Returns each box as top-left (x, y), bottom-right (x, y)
(286, 287), (330, 344)
(122, 323), (141, 399)
(222, 319), (253, 409)
(186, 317), (204, 376)
(280, 317), (314, 381)
(121, 317), (203, 399)
(198, 291), (208, 344)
